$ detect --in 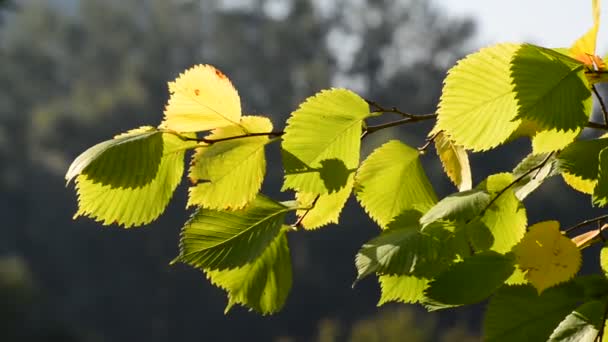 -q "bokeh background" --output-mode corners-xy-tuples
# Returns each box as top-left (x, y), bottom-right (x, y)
(0, 0), (605, 341)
